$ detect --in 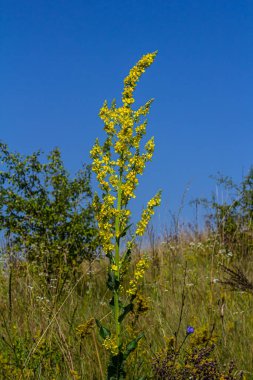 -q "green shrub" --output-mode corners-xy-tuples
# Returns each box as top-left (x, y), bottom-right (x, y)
(0, 143), (99, 277)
